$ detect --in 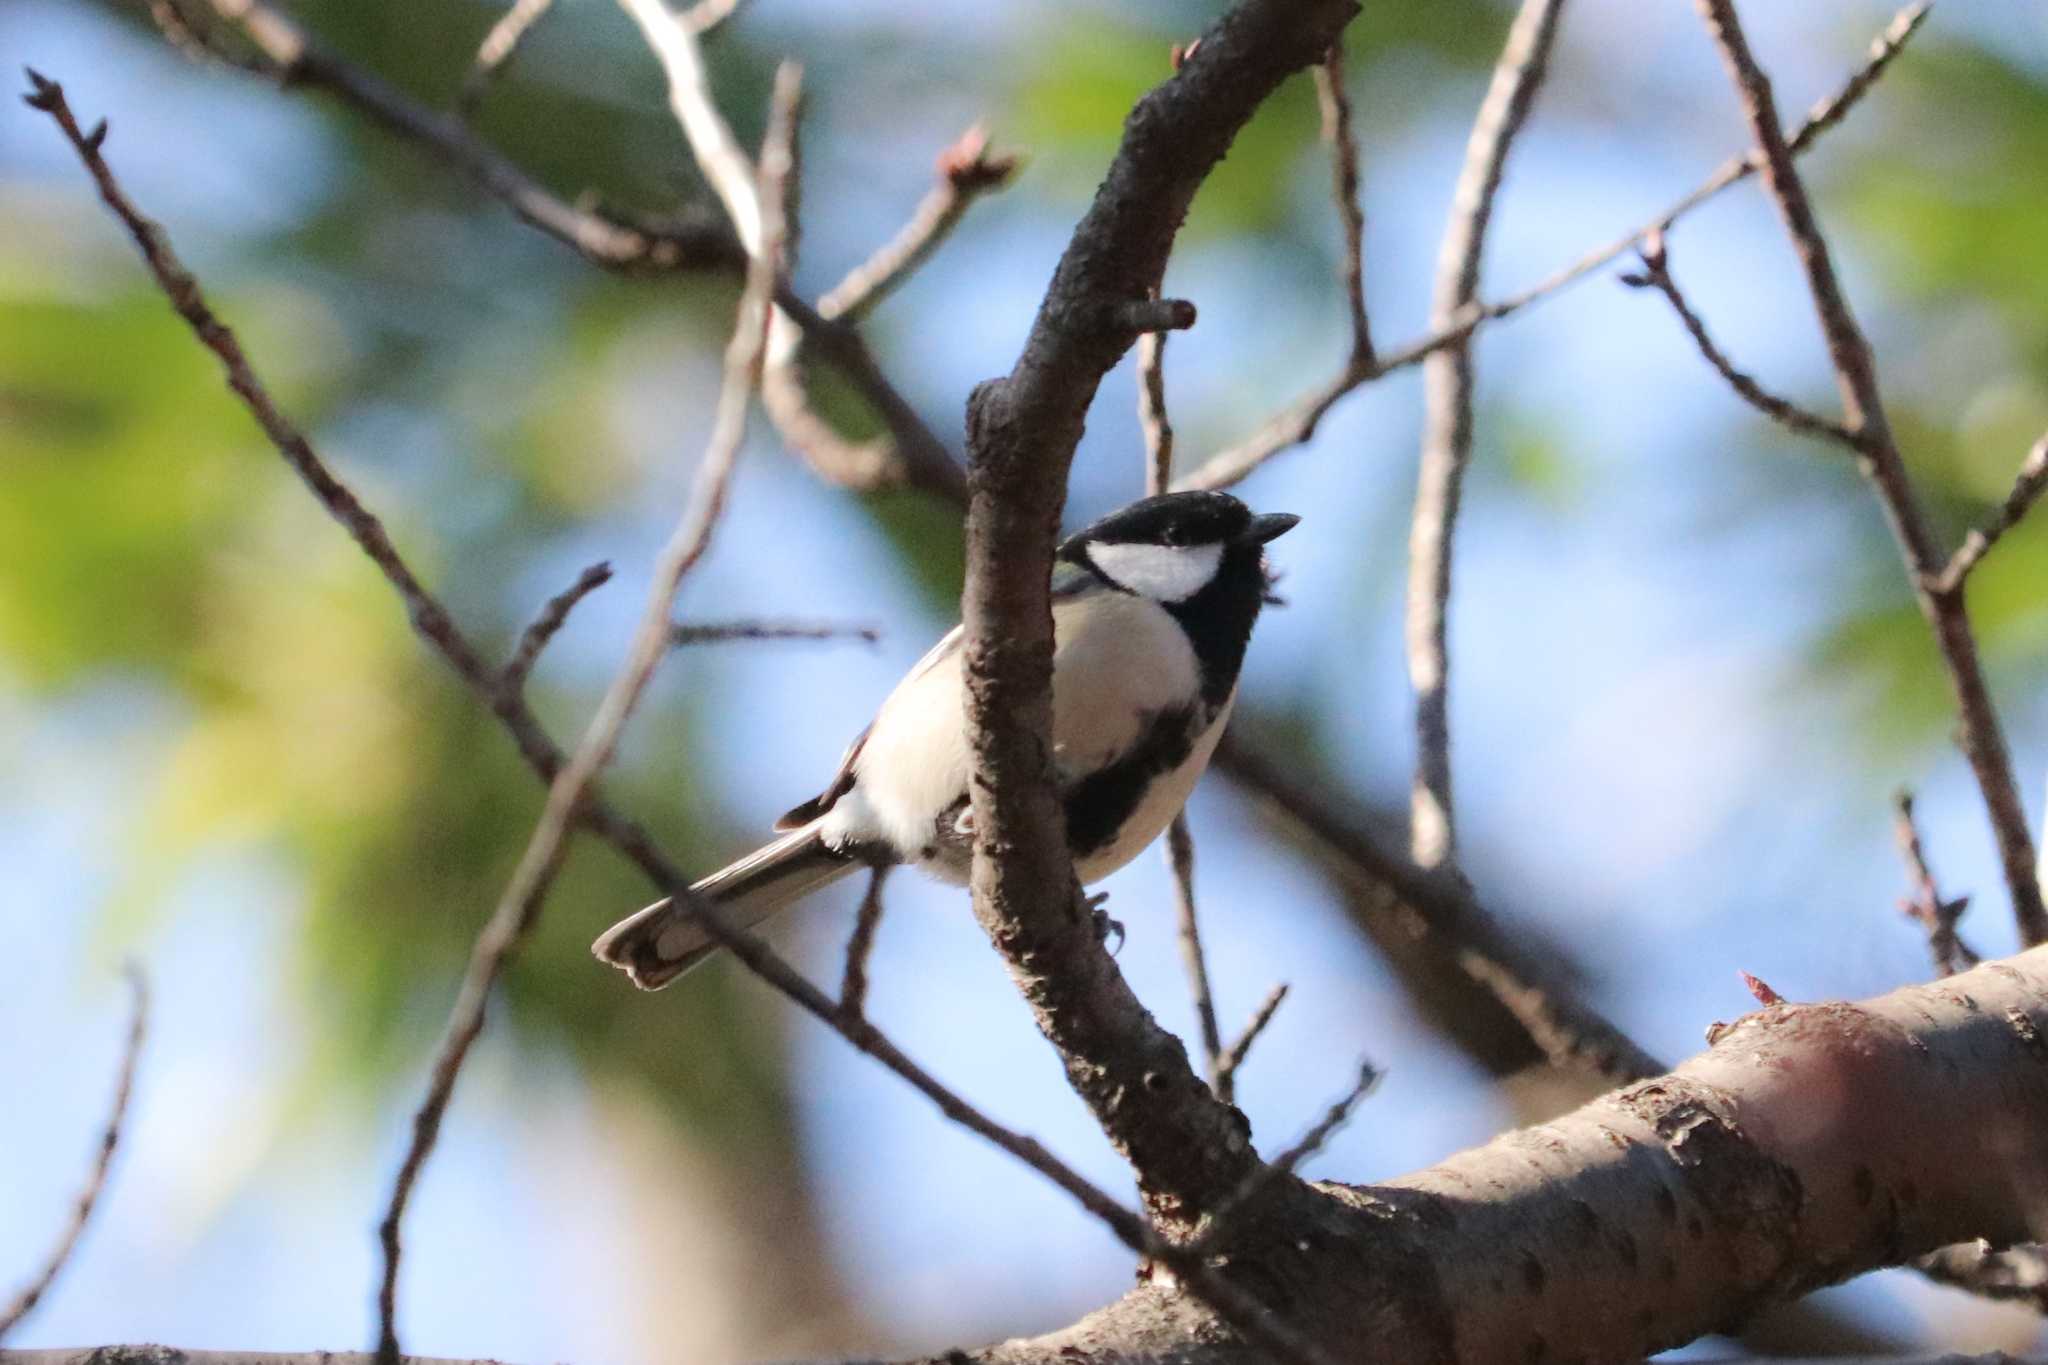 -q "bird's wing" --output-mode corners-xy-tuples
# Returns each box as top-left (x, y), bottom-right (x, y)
(773, 621), (965, 830)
